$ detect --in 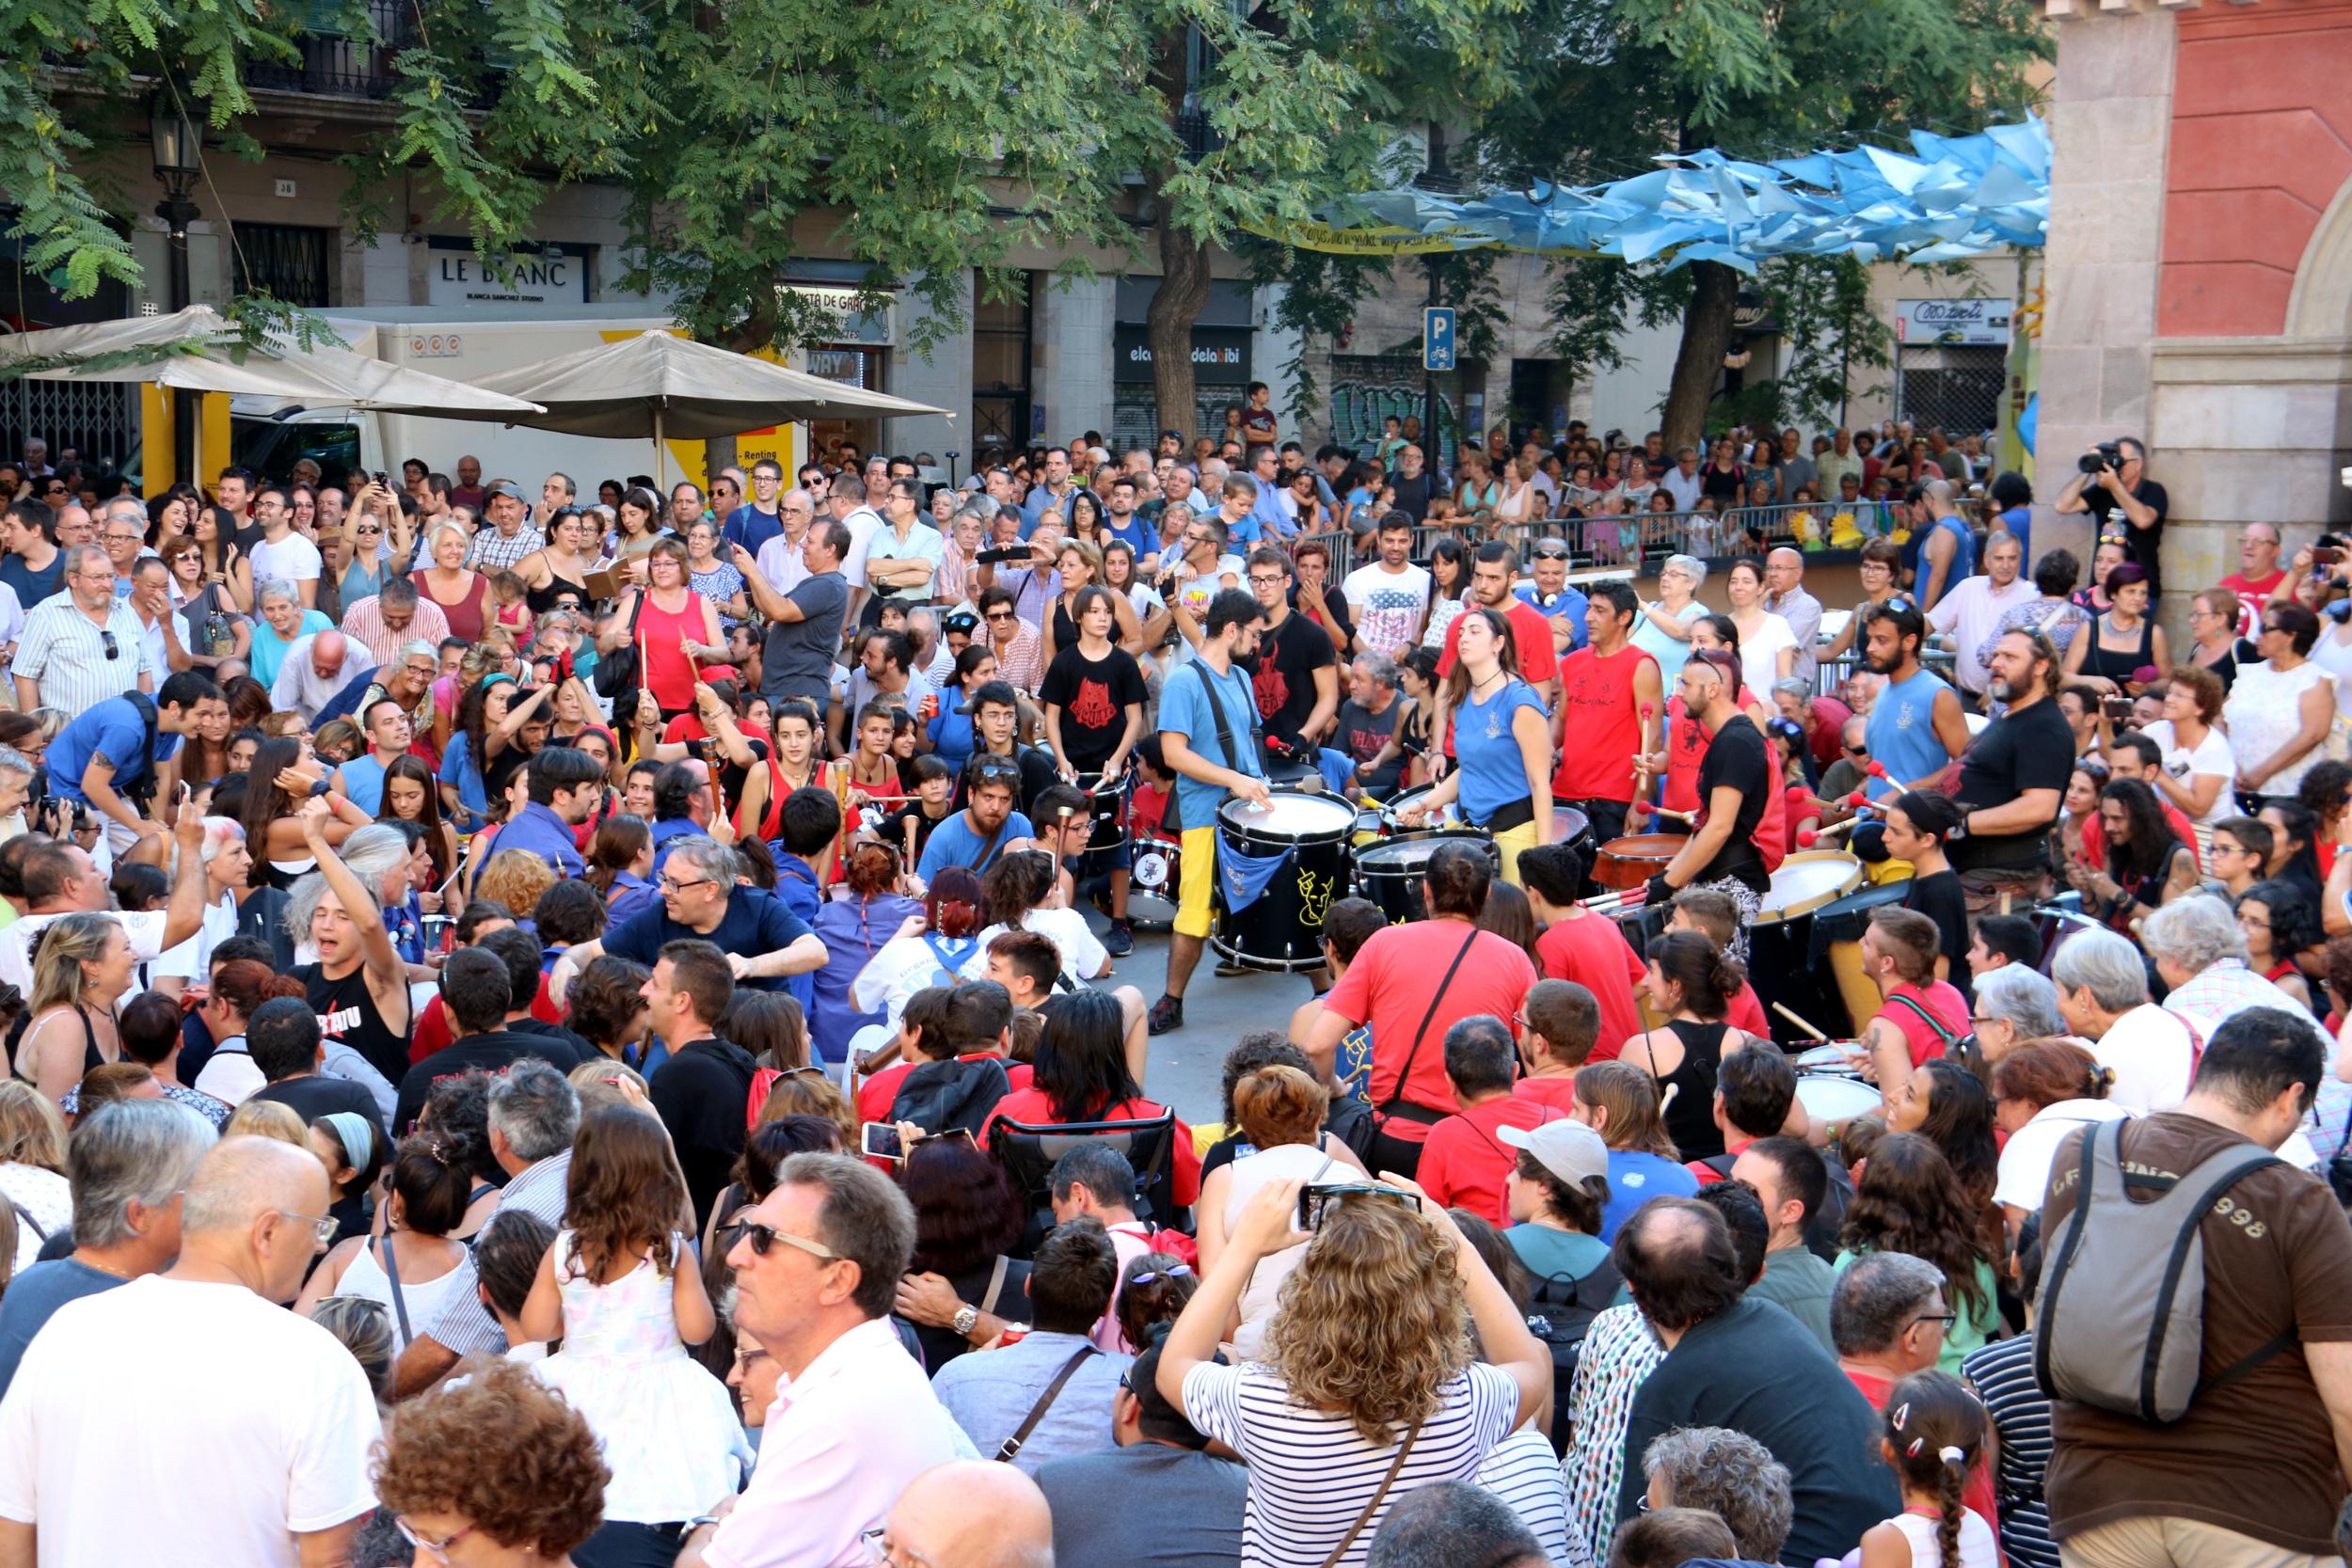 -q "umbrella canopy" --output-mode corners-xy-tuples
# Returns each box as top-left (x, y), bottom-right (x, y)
(0, 306), (546, 416)
(462, 328), (949, 439)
